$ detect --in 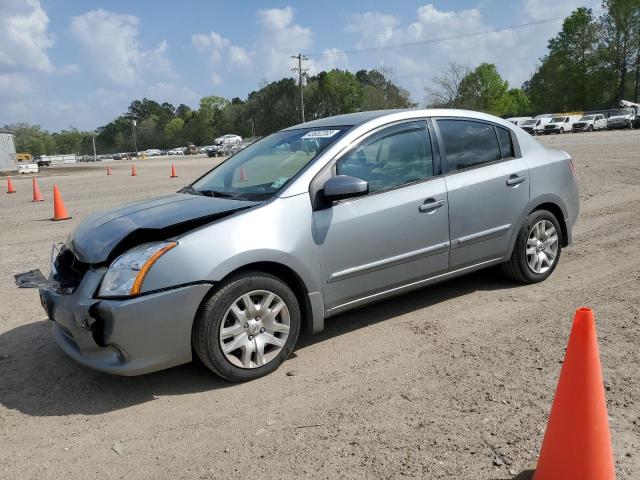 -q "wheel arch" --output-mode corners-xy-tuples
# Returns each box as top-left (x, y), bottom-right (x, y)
(530, 202), (569, 247)
(195, 261), (317, 336)
(505, 196), (570, 260)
